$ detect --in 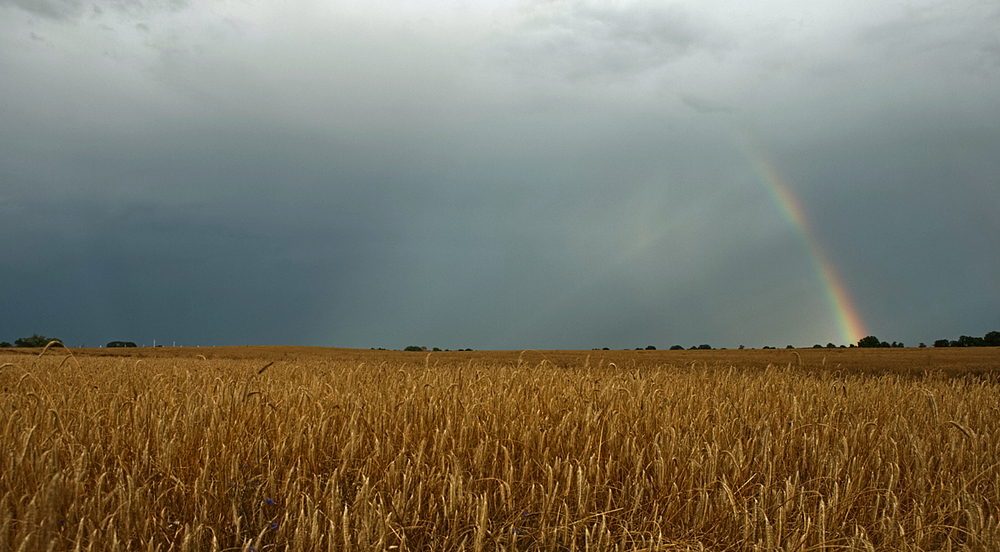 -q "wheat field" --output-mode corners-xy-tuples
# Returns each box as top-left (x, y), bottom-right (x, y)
(1, 346), (998, 551)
